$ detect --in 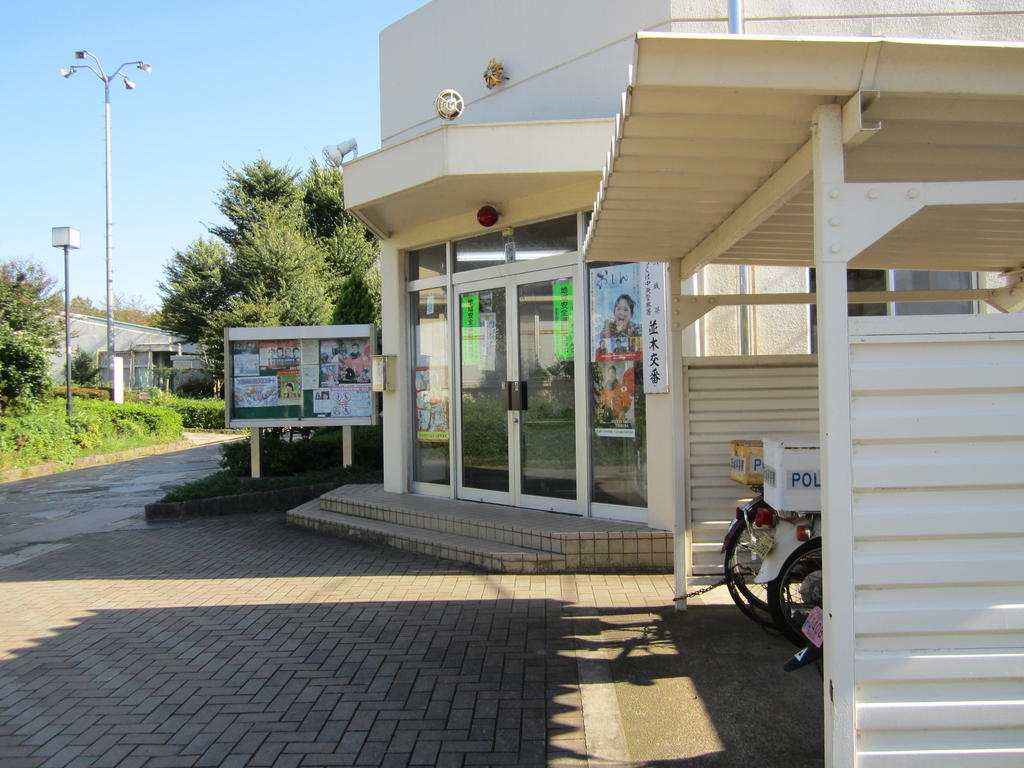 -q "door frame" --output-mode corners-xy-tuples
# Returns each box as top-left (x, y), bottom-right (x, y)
(453, 264), (583, 514)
